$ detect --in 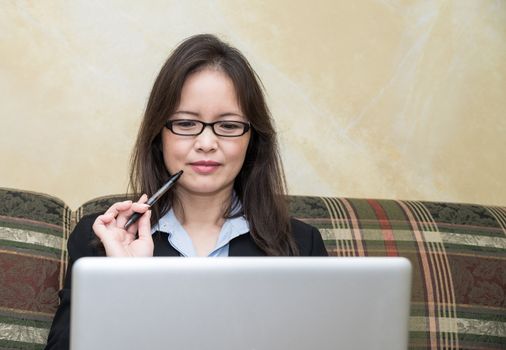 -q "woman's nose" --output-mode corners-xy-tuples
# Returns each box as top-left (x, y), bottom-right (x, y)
(194, 125), (218, 151)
